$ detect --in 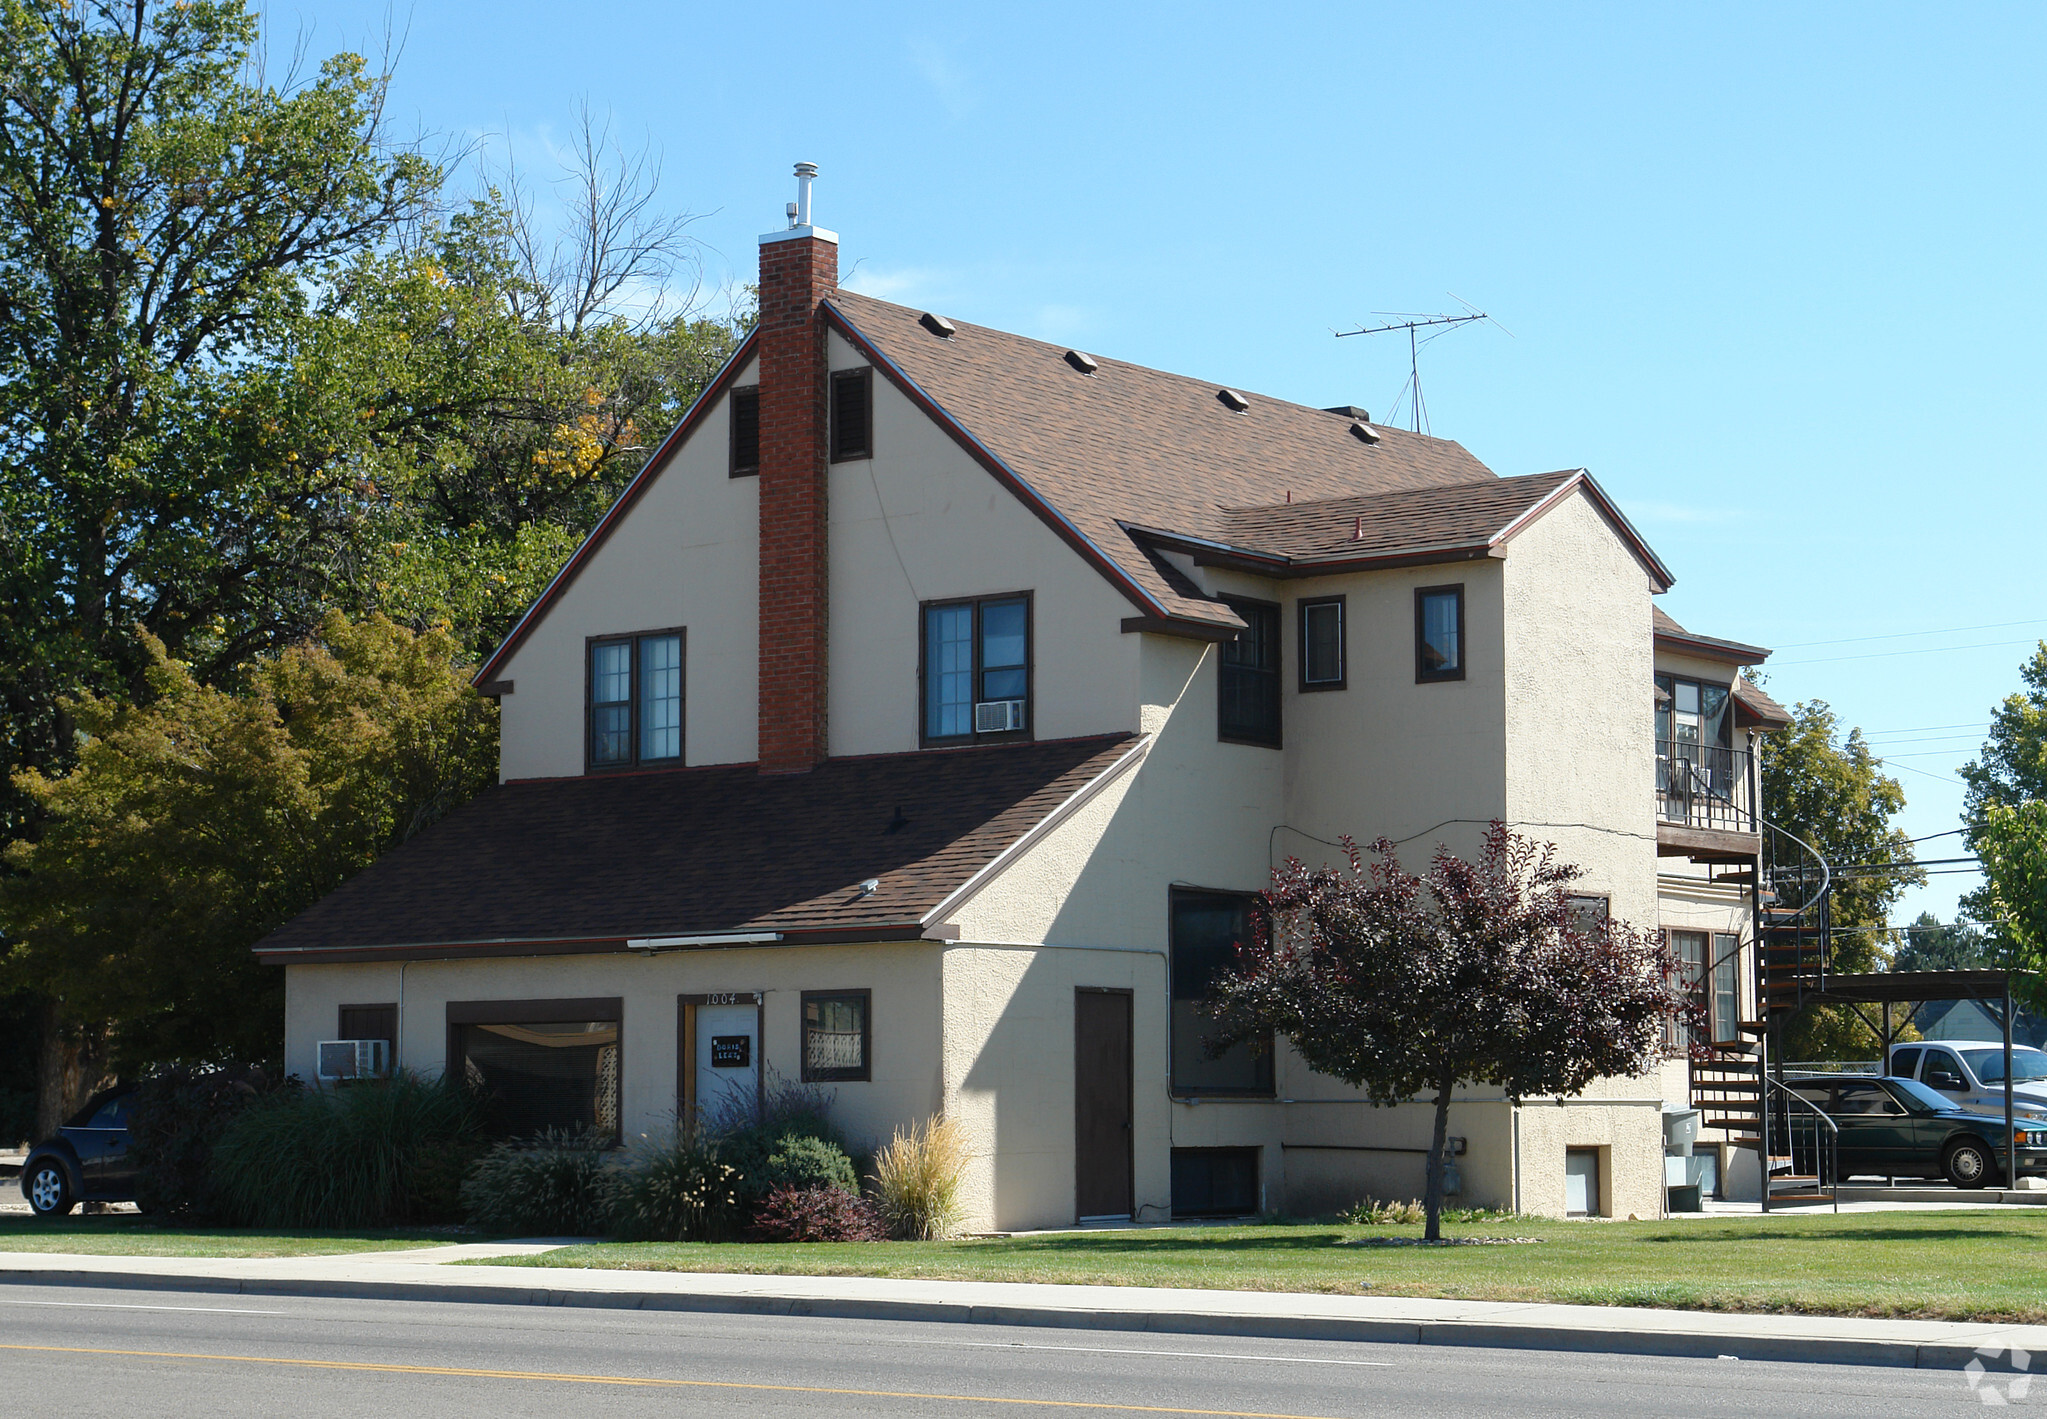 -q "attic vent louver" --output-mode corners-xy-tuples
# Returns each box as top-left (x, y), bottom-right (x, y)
(1064, 349), (1099, 375)
(1323, 405), (1371, 420)
(1349, 421), (1381, 445)
(1216, 387), (1250, 413)
(920, 311), (957, 338)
